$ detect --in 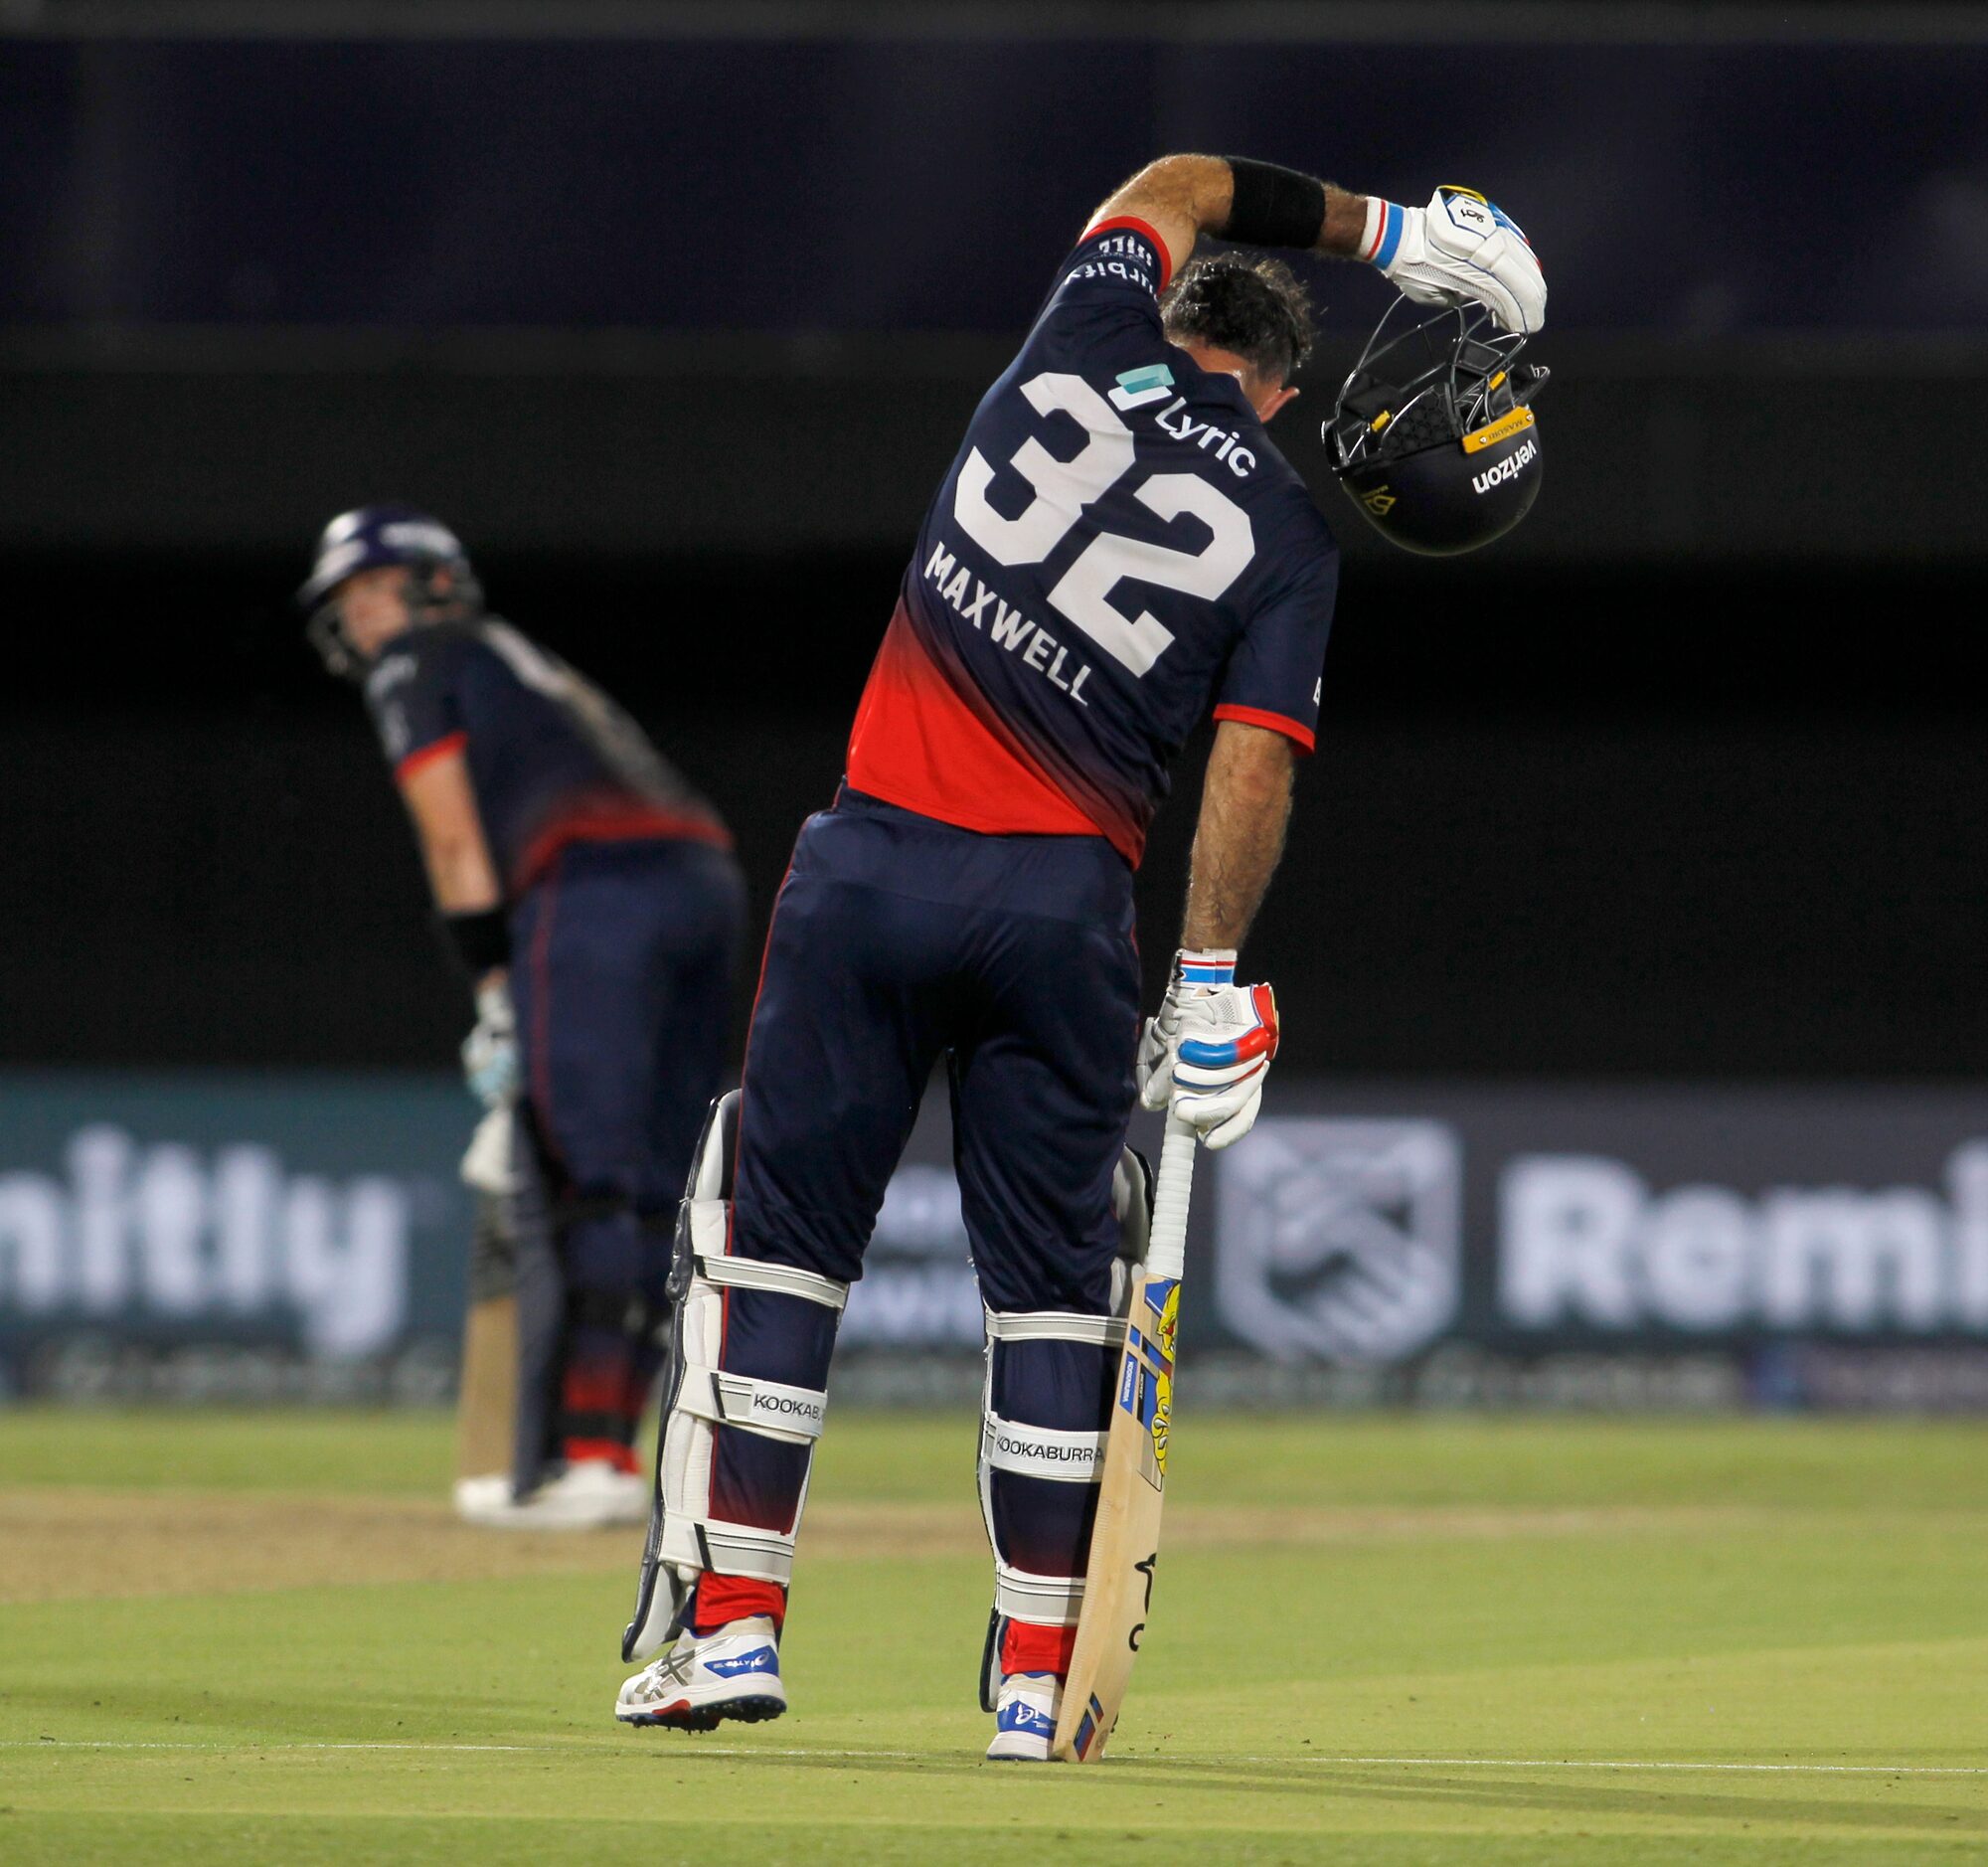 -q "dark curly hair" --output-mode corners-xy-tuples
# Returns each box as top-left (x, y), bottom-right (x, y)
(1160, 253), (1315, 387)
